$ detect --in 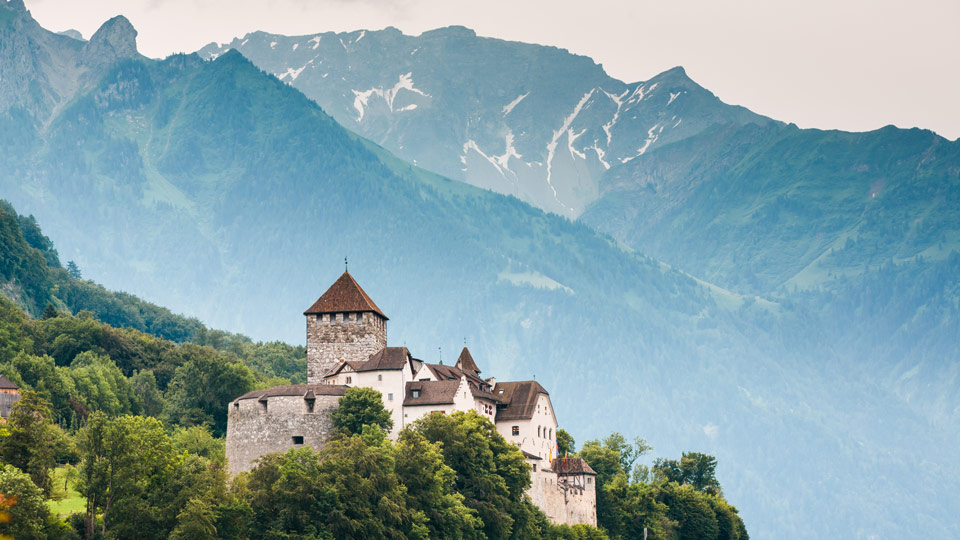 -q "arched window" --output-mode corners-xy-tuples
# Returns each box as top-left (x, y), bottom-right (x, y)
(538, 426), (542, 437)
